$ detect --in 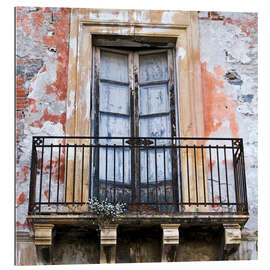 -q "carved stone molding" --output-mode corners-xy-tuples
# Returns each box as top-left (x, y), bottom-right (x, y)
(224, 223), (241, 246)
(33, 224), (54, 246)
(16, 231), (34, 243)
(161, 224), (180, 245)
(99, 224), (118, 245)
(66, 9), (204, 205)
(99, 224), (118, 264)
(161, 224), (180, 262)
(223, 223), (241, 258)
